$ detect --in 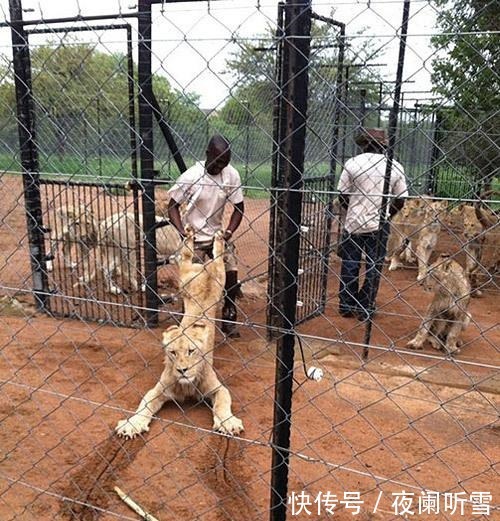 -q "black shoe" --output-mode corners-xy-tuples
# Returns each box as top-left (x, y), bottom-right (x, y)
(339, 309), (357, 318)
(222, 305), (240, 338)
